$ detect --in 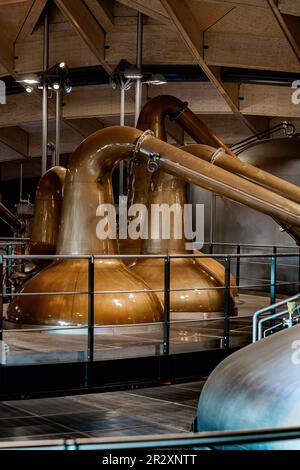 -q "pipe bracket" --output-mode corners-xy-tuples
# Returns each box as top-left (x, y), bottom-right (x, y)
(133, 129), (154, 164)
(210, 147), (224, 164)
(146, 152), (160, 173)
